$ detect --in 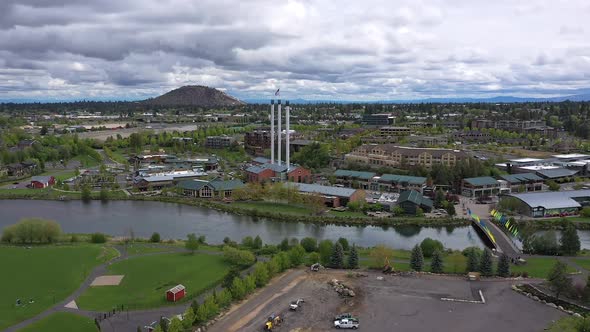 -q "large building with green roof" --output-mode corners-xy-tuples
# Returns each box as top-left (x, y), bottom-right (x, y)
(461, 176), (501, 197)
(334, 169), (426, 193)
